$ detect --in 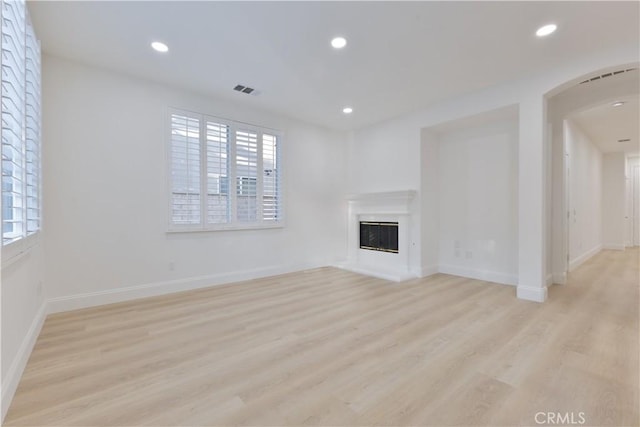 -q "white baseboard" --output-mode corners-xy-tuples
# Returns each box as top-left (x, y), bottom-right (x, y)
(438, 264), (517, 286)
(603, 244), (625, 251)
(552, 272), (567, 285)
(546, 273), (553, 287)
(48, 262), (323, 314)
(516, 284), (548, 303)
(569, 244), (602, 272)
(420, 265), (439, 278)
(1, 301), (48, 422)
